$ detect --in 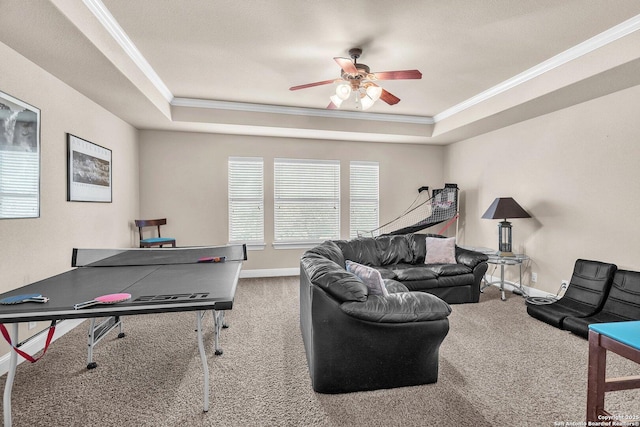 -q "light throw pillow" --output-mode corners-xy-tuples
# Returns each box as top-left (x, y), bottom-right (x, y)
(425, 237), (457, 264)
(346, 260), (389, 297)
